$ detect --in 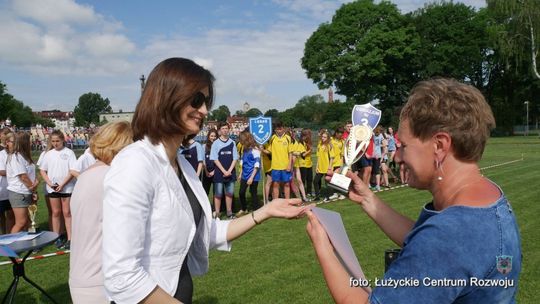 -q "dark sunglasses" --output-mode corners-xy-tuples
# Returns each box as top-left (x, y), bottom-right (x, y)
(191, 91), (212, 109)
